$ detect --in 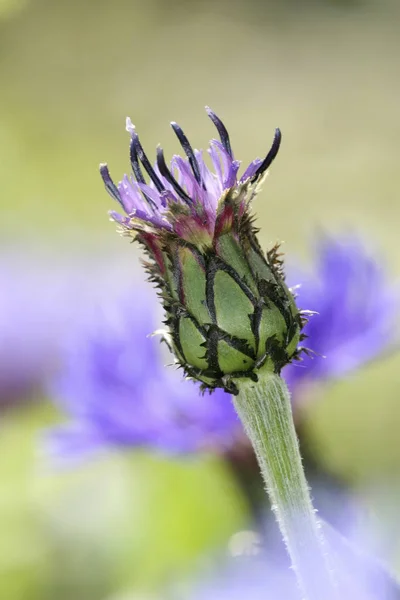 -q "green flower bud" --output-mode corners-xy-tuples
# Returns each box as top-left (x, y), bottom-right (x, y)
(161, 181), (302, 395)
(101, 110), (305, 394)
